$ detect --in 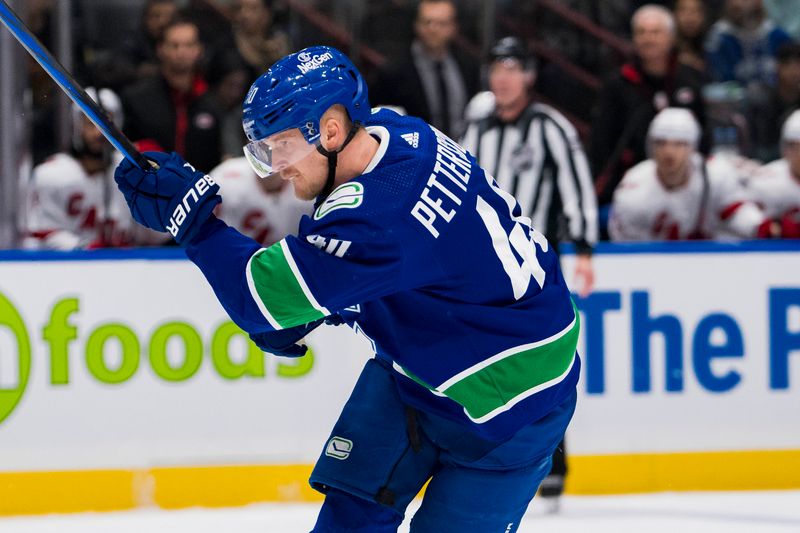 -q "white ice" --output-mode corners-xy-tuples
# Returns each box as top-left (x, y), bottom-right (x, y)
(2, 491), (799, 532)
